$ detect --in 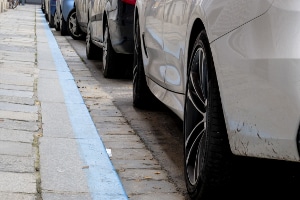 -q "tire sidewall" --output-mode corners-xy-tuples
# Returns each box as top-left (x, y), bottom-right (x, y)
(183, 30), (215, 198)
